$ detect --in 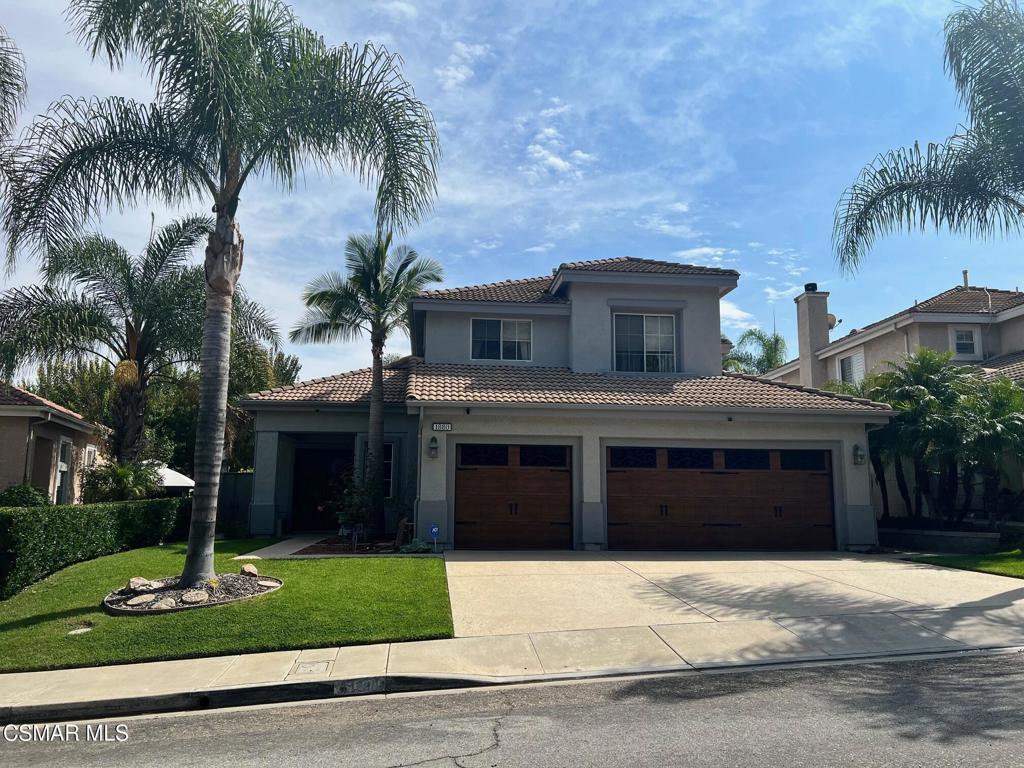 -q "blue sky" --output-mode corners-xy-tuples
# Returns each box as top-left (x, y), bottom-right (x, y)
(4, 0), (1024, 379)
